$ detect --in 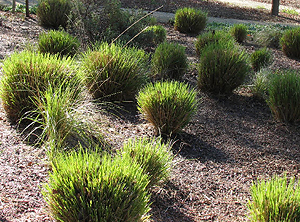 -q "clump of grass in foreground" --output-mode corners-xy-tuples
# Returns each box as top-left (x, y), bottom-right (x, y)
(43, 150), (151, 222)
(250, 47), (273, 72)
(197, 41), (250, 94)
(137, 81), (198, 136)
(151, 42), (188, 80)
(248, 174), (300, 222)
(267, 70), (300, 123)
(0, 51), (78, 121)
(38, 30), (80, 57)
(81, 42), (149, 101)
(120, 137), (173, 188)
(174, 7), (207, 34)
